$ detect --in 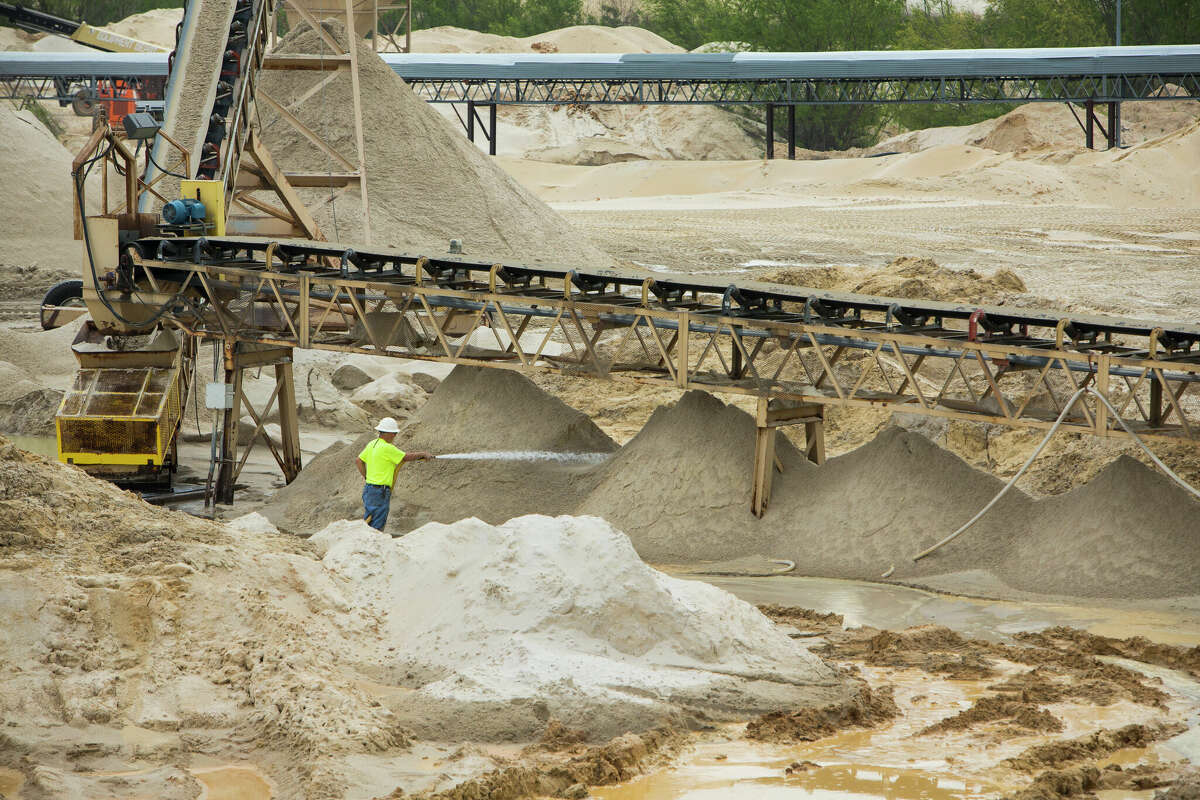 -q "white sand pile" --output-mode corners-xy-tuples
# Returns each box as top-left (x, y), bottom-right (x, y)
(259, 21), (611, 265)
(310, 514), (850, 739)
(102, 8), (182, 49)
(405, 24), (681, 54)
(490, 103), (761, 165)
(0, 104), (80, 284)
(0, 436), (853, 794)
(411, 24), (761, 164)
(0, 442), (405, 796)
(876, 100), (1200, 156)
